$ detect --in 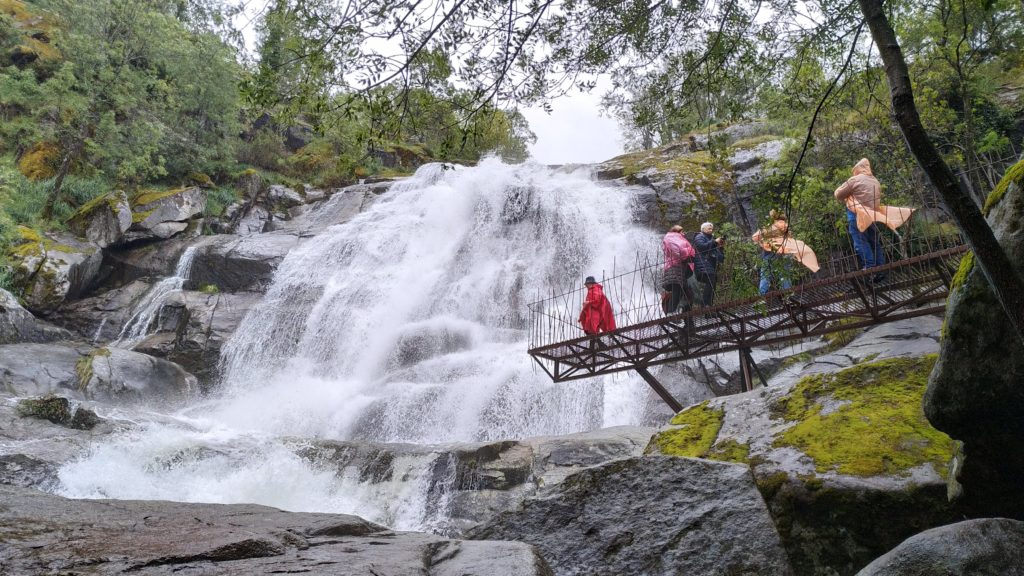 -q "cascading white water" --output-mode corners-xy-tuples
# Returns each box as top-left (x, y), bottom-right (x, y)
(58, 159), (661, 528)
(112, 246), (198, 347)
